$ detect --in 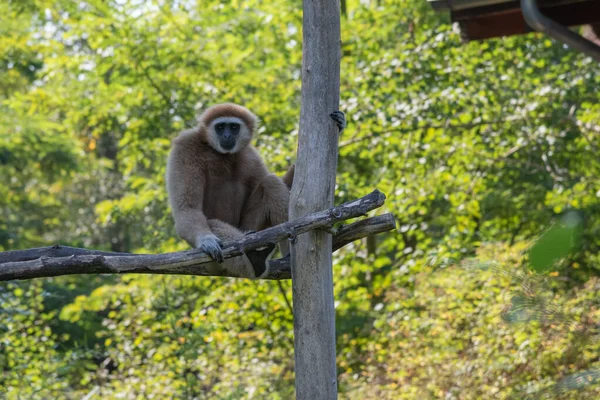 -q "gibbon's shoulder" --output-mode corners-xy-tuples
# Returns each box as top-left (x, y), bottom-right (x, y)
(172, 126), (204, 146)
(169, 127), (215, 168)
